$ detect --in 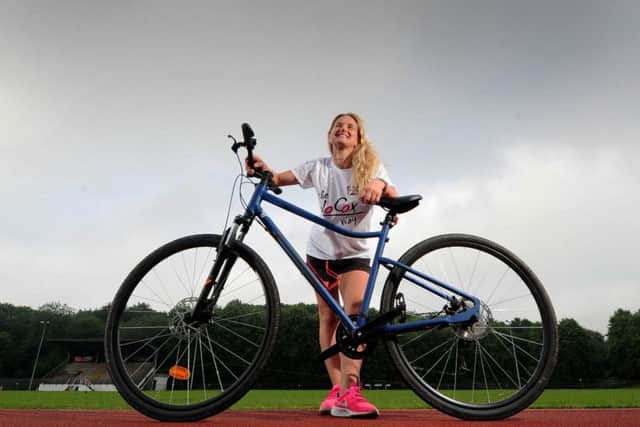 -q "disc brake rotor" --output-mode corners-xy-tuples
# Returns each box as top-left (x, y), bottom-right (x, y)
(169, 297), (200, 339)
(453, 301), (493, 341)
